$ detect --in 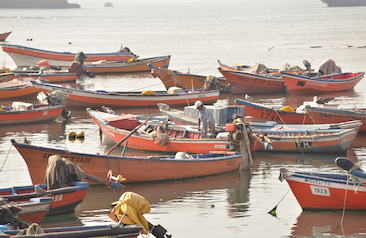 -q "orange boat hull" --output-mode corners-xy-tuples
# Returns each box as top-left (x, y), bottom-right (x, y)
(235, 99), (366, 132)
(283, 72), (364, 94)
(11, 140), (242, 185)
(86, 56), (170, 74)
(0, 85), (39, 99)
(283, 170), (366, 210)
(0, 106), (64, 125)
(219, 68), (285, 94)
